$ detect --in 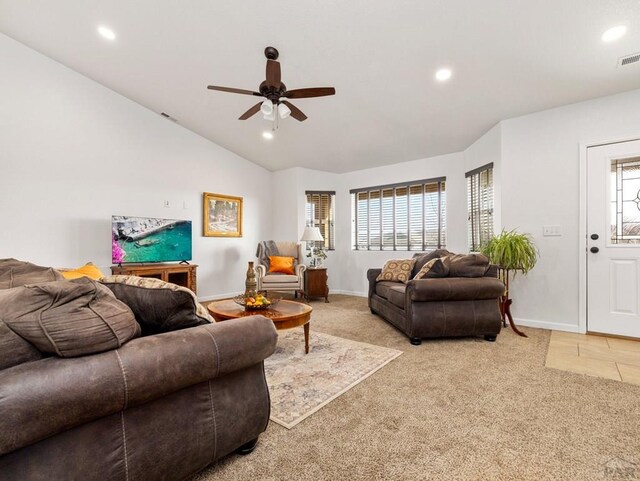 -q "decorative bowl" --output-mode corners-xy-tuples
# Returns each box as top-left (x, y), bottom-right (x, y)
(233, 293), (281, 310)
